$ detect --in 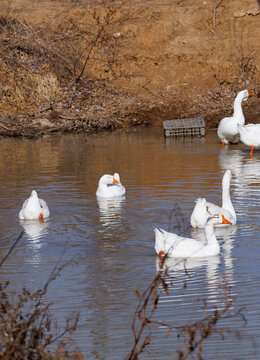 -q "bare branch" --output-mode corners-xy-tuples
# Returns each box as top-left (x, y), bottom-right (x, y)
(0, 231), (24, 267)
